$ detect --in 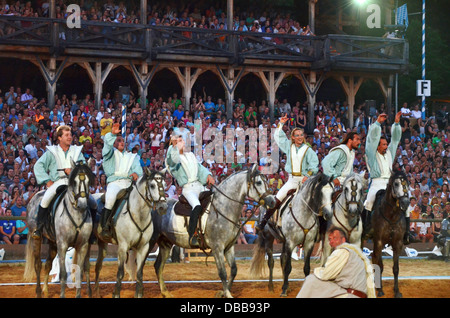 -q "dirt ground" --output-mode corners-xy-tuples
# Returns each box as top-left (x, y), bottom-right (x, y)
(0, 257), (449, 299)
